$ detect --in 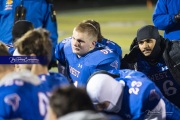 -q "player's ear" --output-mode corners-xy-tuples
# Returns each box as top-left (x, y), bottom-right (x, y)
(30, 53), (36, 56)
(14, 64), (20, 72)
(92, 41), (96, 46)
(90, 41), (96, 49)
